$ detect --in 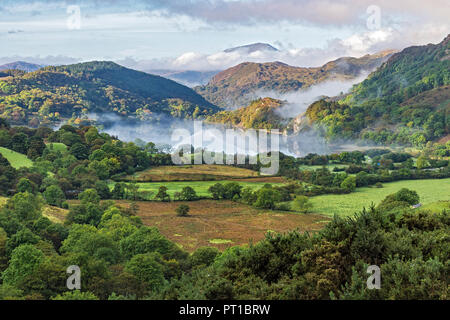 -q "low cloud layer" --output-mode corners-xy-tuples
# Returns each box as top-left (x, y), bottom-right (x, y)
(121, 26), (448, 72)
